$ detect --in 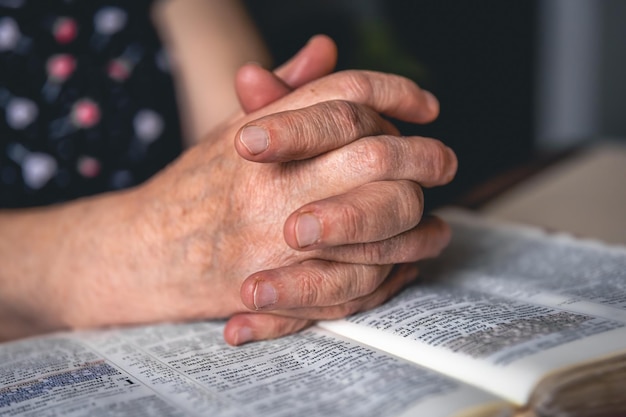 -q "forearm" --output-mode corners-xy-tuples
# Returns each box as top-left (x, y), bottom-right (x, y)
(0, 192), (139, 340)
(0, 205), (68, 339)
(153, 0), (271, 144)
